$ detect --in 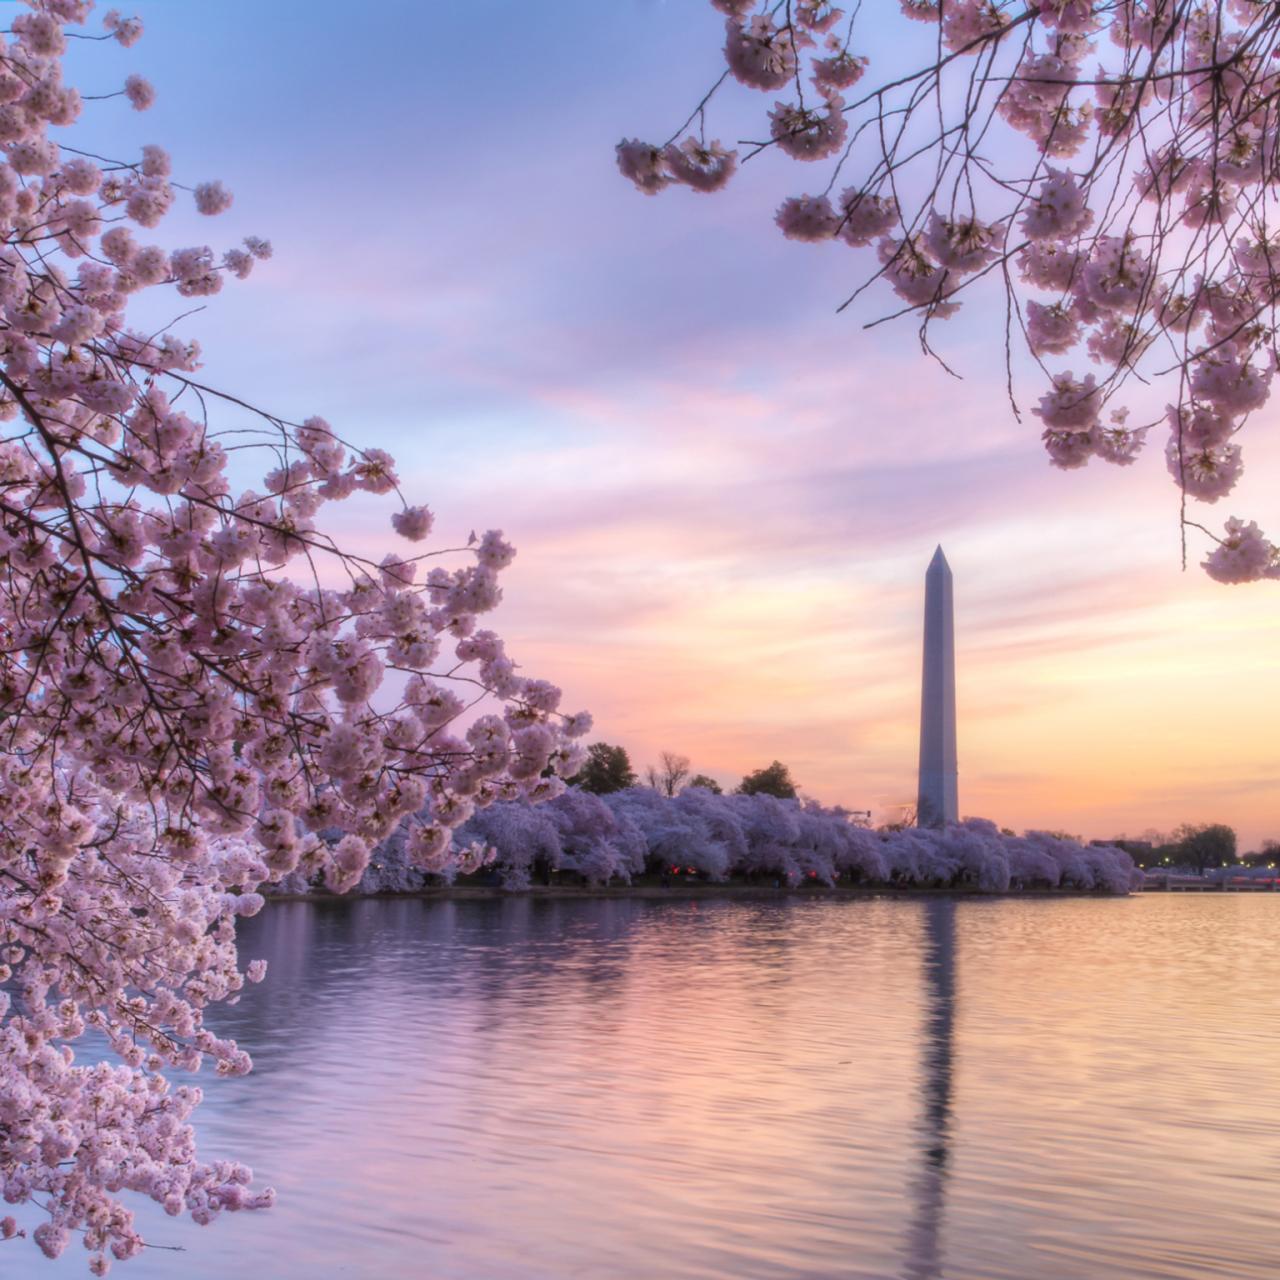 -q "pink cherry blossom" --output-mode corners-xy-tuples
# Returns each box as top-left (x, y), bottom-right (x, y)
(103, 8), (142, 45)
(194, 179), (233, 215)
(1165, 439), (1243, 502)
(1202, 518), (1280, 584)
(621, 0), (1280, 580)
(1166, 401), (1233, 449)
(1020, 168), (1092, 240)
(796, 2), (844, 34)
(1189, 348), (1271, 416)
(878, 237), (959, 316)
(1094, 420), (1146, 466)
(122, 73), (153, 110)
(451, 790), (1138, 895)
(663, 137), (737, 192)
(836, 188), (895, 245)
(941, 0), (1007, 53)
(922, 212), (1004, 275)
(392, 504), (434, 541)
(1016, 240), (1083, 291)
(1026, 300), (1080, 356)
(775, 193), (839, 241)
(1041, 426), (1096, 469)
(769, 94), (847, 160)
(0, 3), (586, 1266)
(723, 15), (801, 91)
(616, 139), (669, 195)
(1036, 0), (1100, 34)
(813, 46), (867, 91)
(1033, 370), (1102, 430)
